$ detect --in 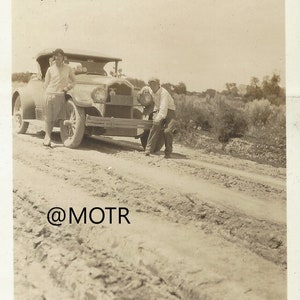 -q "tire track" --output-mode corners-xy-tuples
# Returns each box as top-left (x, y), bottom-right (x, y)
(14, 133), (286, 266)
